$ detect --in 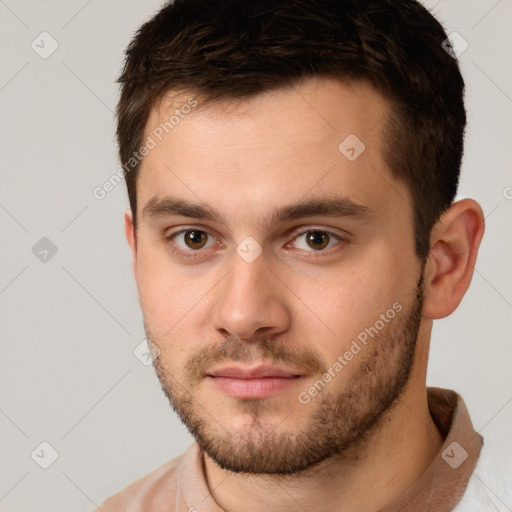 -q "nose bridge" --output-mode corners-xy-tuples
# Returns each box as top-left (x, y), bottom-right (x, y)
(229, 252), (264, 294)
(212, 250), (290, 340)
